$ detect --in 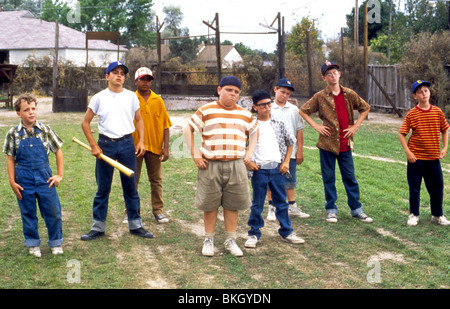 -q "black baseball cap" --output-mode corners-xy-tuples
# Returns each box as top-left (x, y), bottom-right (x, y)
(321, 60), (340, 76)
